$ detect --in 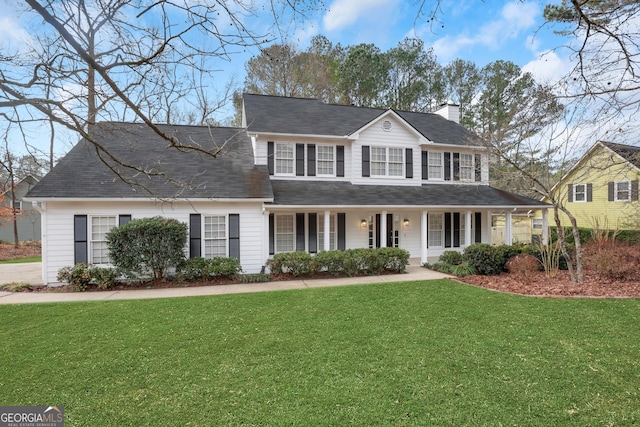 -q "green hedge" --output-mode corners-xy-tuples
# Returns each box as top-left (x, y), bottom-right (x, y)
(179, 257), (242, 281)
(268, 248), (410, 277)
